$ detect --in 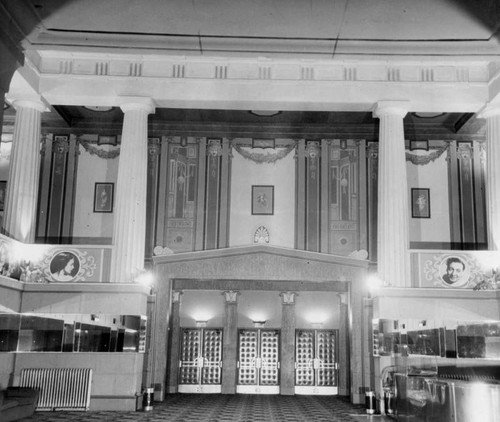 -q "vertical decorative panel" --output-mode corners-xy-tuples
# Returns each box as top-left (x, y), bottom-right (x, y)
(458, 142), (476, 243)
(328, 140), (361, 256)
(205, 139), (222, 250)
(367, 143), (378, 260)
(163, 139), (199, 253)
(145, 137), (161, 258)
(195, 138), (207, 251)
(305, 141), (321, 252)
(474, 142), (487, 245)
(36, 134), (78, 244)
(295, 140), (306, 250)
(448, 141), (487, 248)
(60, 134), (78, 242)
(448, 141), (462, 244)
